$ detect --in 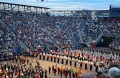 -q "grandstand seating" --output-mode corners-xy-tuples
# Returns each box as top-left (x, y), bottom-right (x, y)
(0, 21), (16, 56)
(110, 36), (120, 49)
(0, 10), (120, 50)
(103, 18), (120, 36)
